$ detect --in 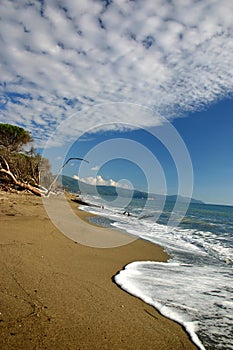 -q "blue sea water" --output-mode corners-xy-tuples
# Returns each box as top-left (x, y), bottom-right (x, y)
(79, 196), (233, 350)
